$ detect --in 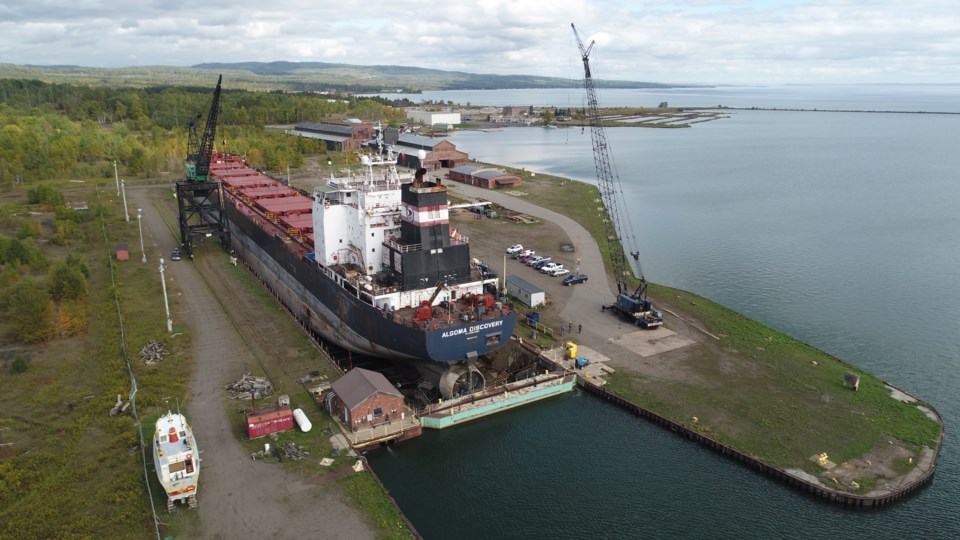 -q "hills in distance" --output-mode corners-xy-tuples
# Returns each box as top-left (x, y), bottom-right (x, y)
(0, 60), (693, 93)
